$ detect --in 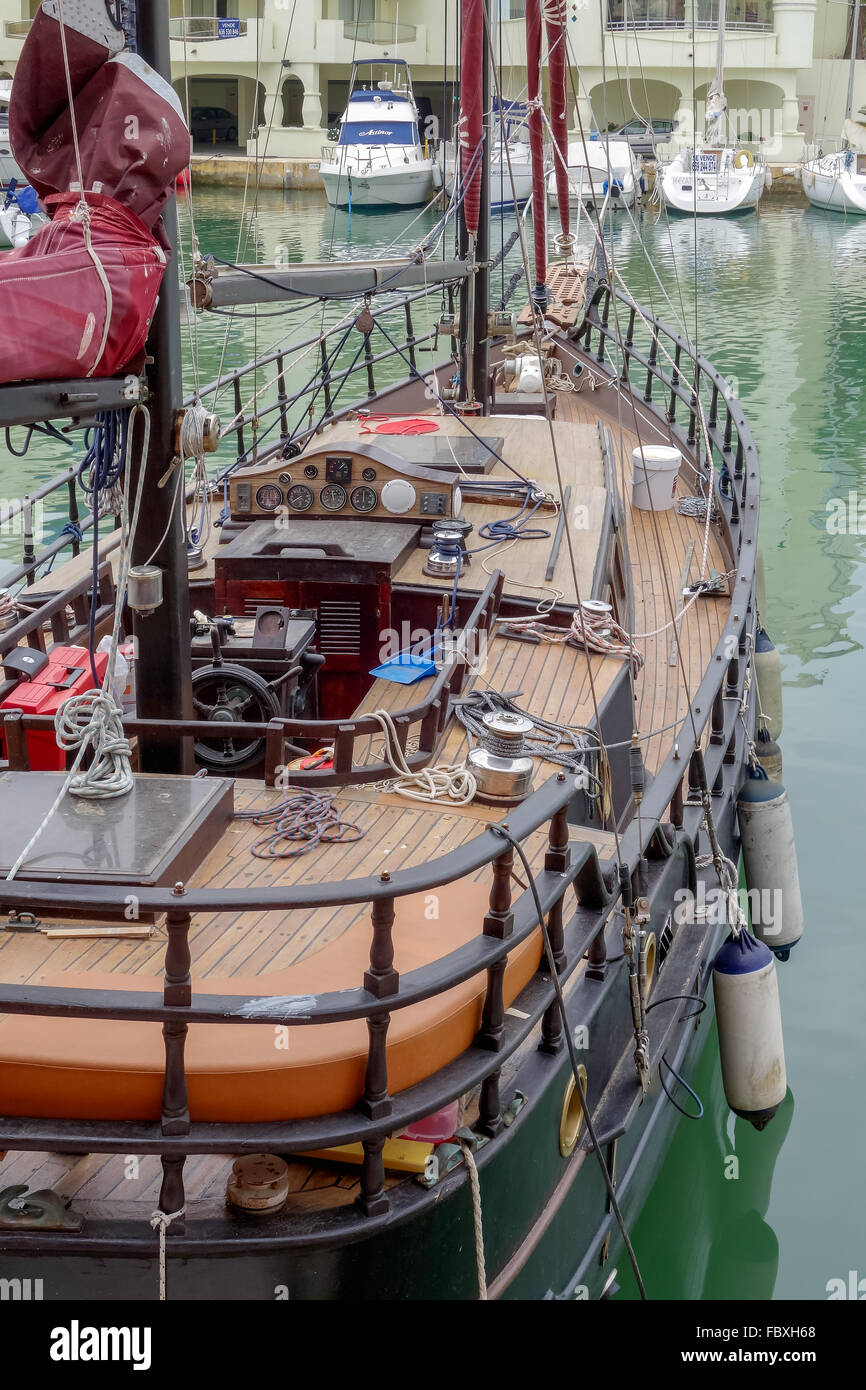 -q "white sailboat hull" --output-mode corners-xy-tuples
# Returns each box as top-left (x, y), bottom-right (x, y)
(319, 155), (437, 208)
(547, 169), (637, 211)
(439, 143), (534, 207)
(658, 150), (765, 215)
(801, 154), (866, 214)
